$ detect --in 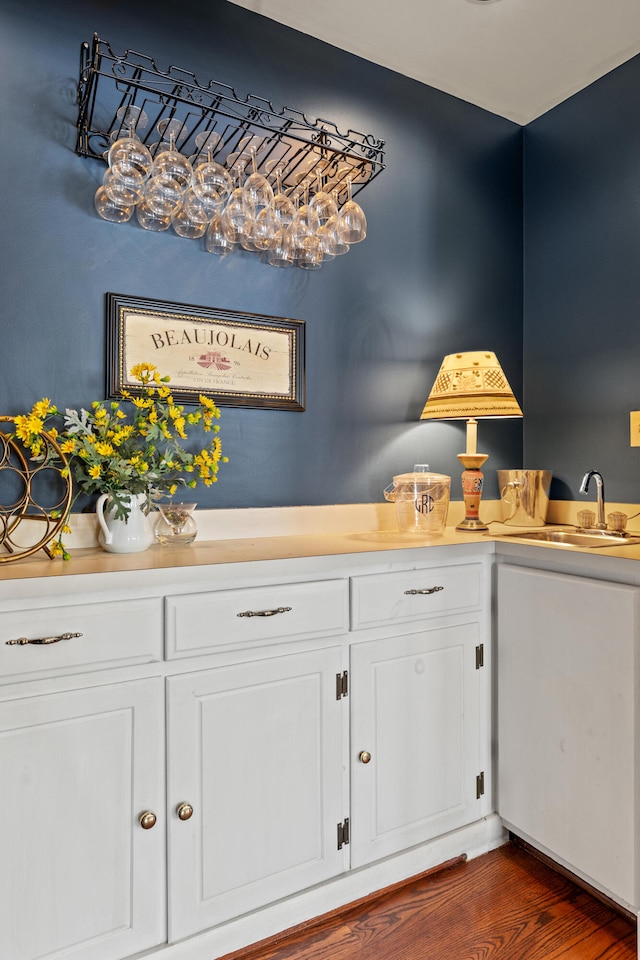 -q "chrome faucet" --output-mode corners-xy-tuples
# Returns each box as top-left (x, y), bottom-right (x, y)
(579, 470), (606, 529)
